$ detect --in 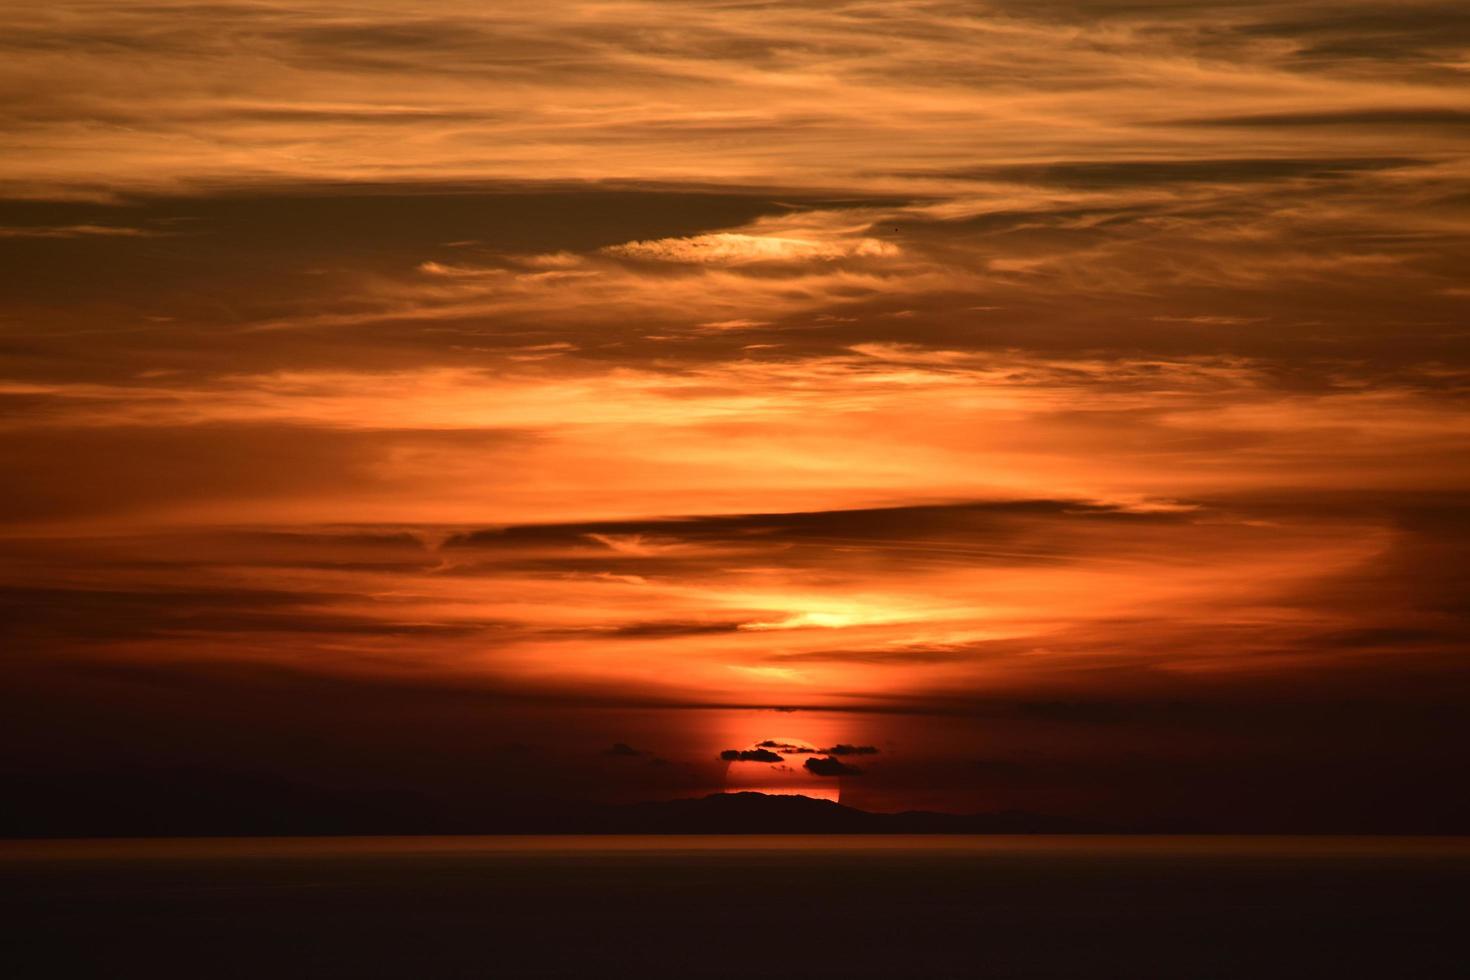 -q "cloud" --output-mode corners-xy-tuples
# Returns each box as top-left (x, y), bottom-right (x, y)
(1178, 109), (1470, 128)
(720, 748), (783, 762)
(932, 157), (1424, 187)
(604, 232), (899, 265)
(2, 0), (1466, 213)
(824, 745), (880, 756)
(604, 621), (746, 638)
(0, 224), (161, 238)
(696, 319), (771, 331)
(755, 741), (878, 756)
(604, 742), (646, 757)
(804, 757), (863, 777)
